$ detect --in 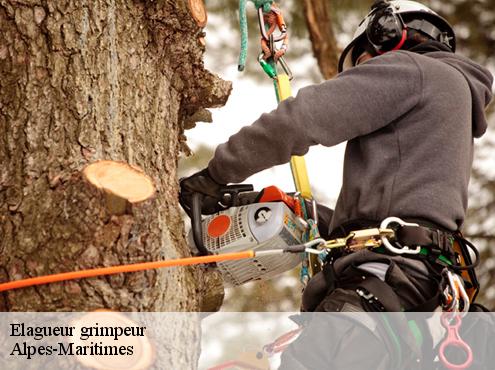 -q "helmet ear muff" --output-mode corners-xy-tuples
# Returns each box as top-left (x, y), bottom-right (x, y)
(366, 2), (408, 54)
